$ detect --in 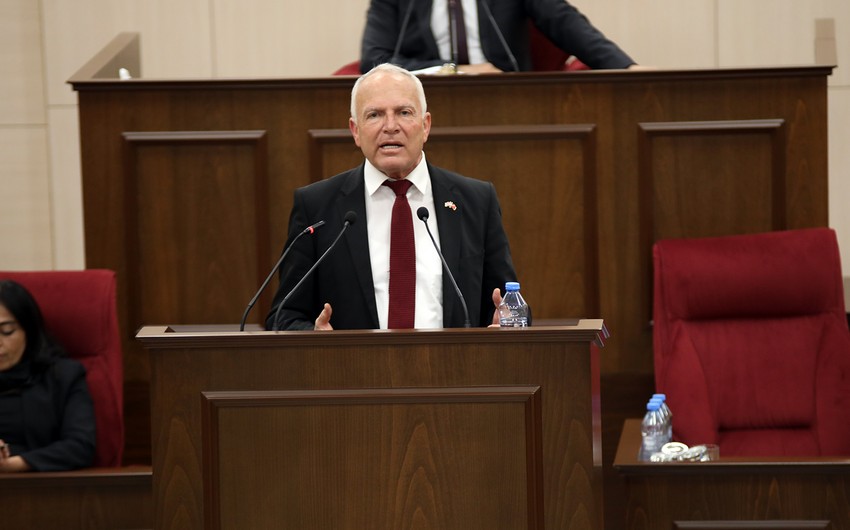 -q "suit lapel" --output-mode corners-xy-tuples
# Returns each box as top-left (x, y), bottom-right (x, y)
(337, 166), (380, 328)
(413, 0), (440, 59)
(430, 166), (463, 326)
